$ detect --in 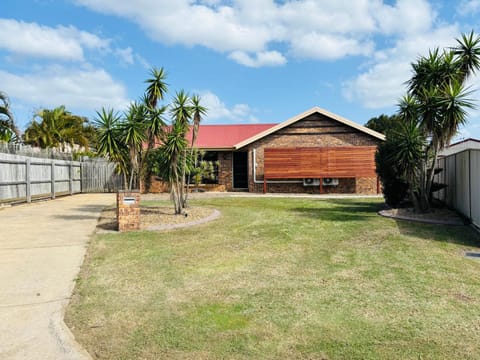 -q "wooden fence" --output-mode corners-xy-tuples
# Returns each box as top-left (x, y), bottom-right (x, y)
(434, 149), (480, 229)
(0, 153), (123, 204)
(81, 159), (124, 193)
